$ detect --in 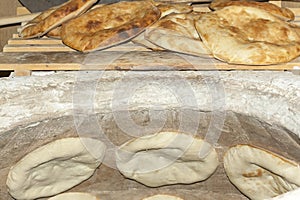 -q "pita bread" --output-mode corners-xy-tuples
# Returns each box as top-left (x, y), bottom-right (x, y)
(143, 194), (184, 200)
(223, 144), (300, 200)
(46, 4), (105, 39)
(116, 132), (218, 187)
(48, 192), (99, 200)
(46, 26), (62, 38)
(20, 0), (97, 38)
(132, 3), (192, 50)
(209, 0), (295, 21)
(6, 137), (106, 200)
(195, 6), (300, 65)
(145, 13), (211, 57)
(61, 1), (160, 52)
